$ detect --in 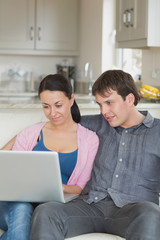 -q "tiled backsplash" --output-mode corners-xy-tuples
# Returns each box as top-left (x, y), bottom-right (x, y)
(142, 48), (160, 88)
(0, 55), (76, 92)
